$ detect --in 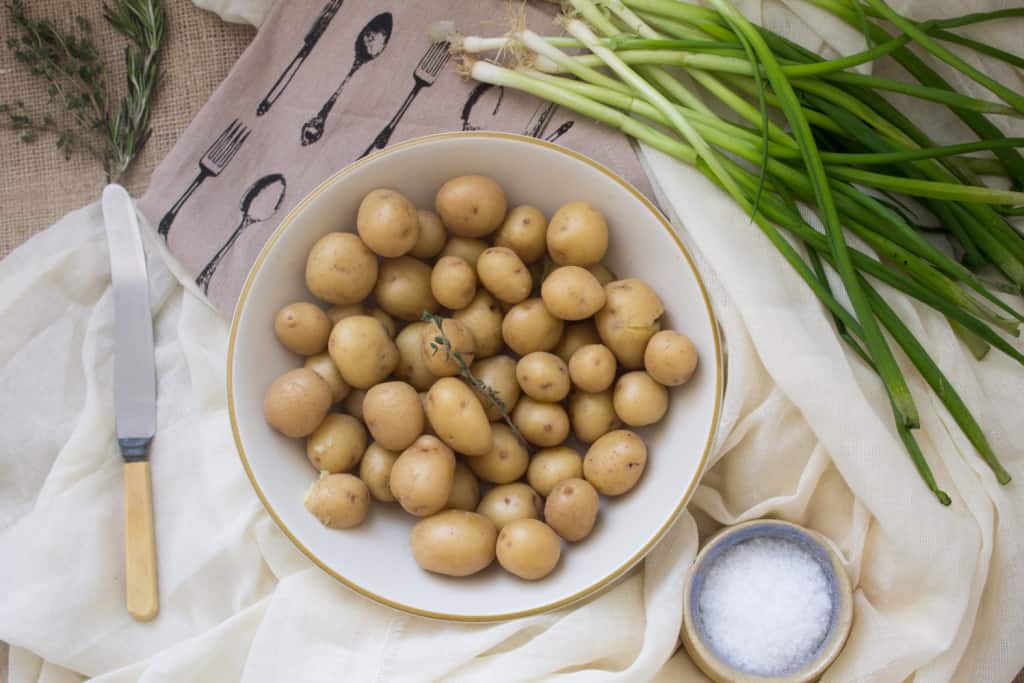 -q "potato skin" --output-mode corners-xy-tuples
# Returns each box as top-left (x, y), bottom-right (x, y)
(420, 318), (476, 378)
(425, 377), (494, 456)
(359, 443), (400, 502)
(306, 413), (367, 473)
(613, 371), (669, 427)
(569, 390), (619, 444)
(390, 435), (456, 517)
(274, 302), (332, 355)
(363, 381), (424, 451)
(326, 303), (365, 325)
(511, 397), (570, 448)
(356, 188), (420, 257)
(497, 519), (562, 580)
(435, 175), (508, 238)
(446, 463), (481, 511)
(367, 309), (397, 339)
(544, 478), (599, 542)
(394, 322), (437, 391)
(374, 256), (439, 322)
(502, 298), (564, 356)
(594, 279), (664, 369)
(264, 368), (332, 438)
(439, 237), (489, 269)
(411, 510), (497, 577)
(540, 266), (606, 321)
(303, 352), (351, 403)
(477, 247), (532, 304)
(305, 233), (378, 305)
(431, 255), (477, 310)
(587, 263), (616, 287)
(476, 483), (543, 531)
(515, 352), (570, 403)
(553, 321), (601, 363)
(644, 330), (699, 386)
(466, 423), (529, 484)
(304, 473), (370, 529)
(327, 315), (399, 389)
(469, 355), (520, 421)
(583, 429), (647, 496)
(527, 446), (583, 497)
(546, 201), (608, 266)
(568, 344), (617, 394)
(343, 388), (367, 421)
(494, 205), (548, 264)
(454, 290), (504, 358)
(410, 209), (448, 259)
